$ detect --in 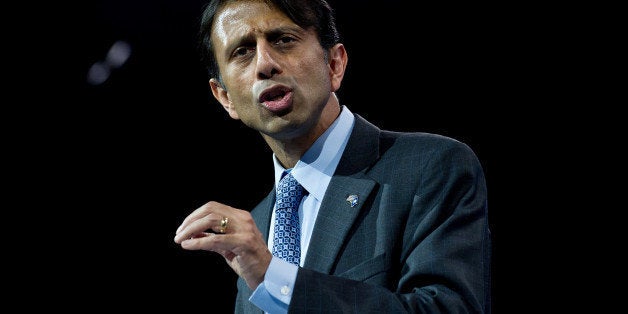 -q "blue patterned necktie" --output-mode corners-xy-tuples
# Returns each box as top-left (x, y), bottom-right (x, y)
(273, 170), (306, 265)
